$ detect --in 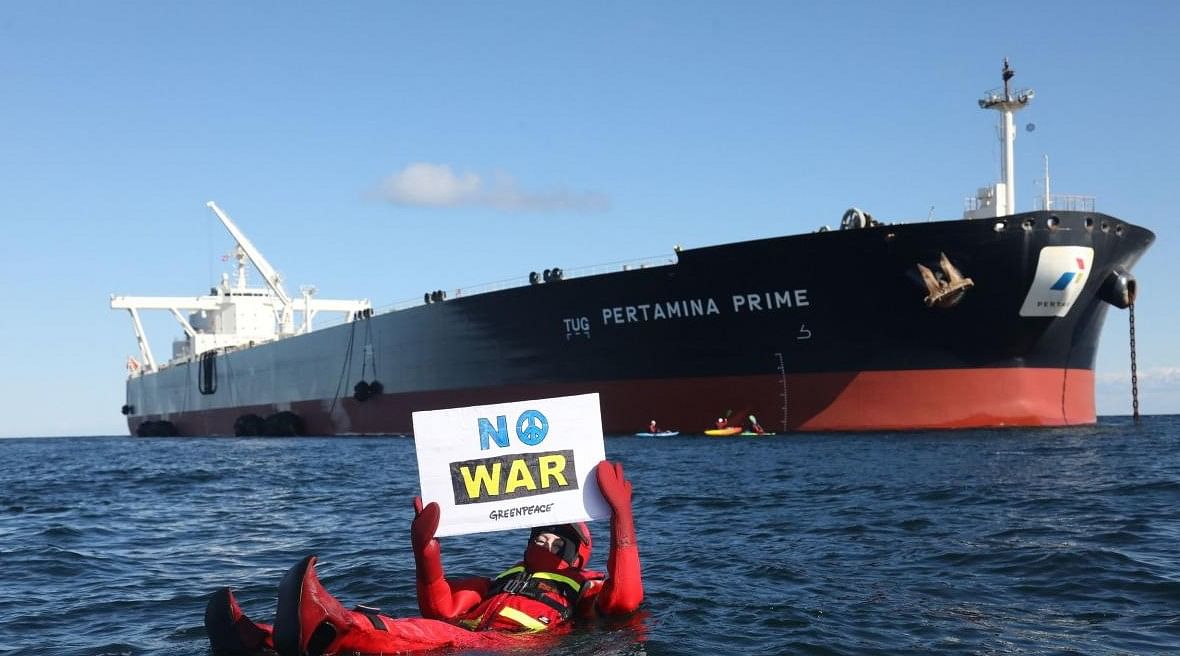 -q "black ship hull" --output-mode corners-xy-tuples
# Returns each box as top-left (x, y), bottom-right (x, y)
(123, 211), (1153, 435)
